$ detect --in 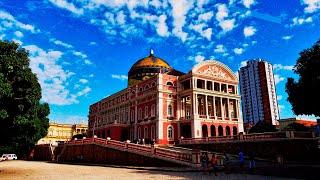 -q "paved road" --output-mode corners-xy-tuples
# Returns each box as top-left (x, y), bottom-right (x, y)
(0, 160), (292, 180)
